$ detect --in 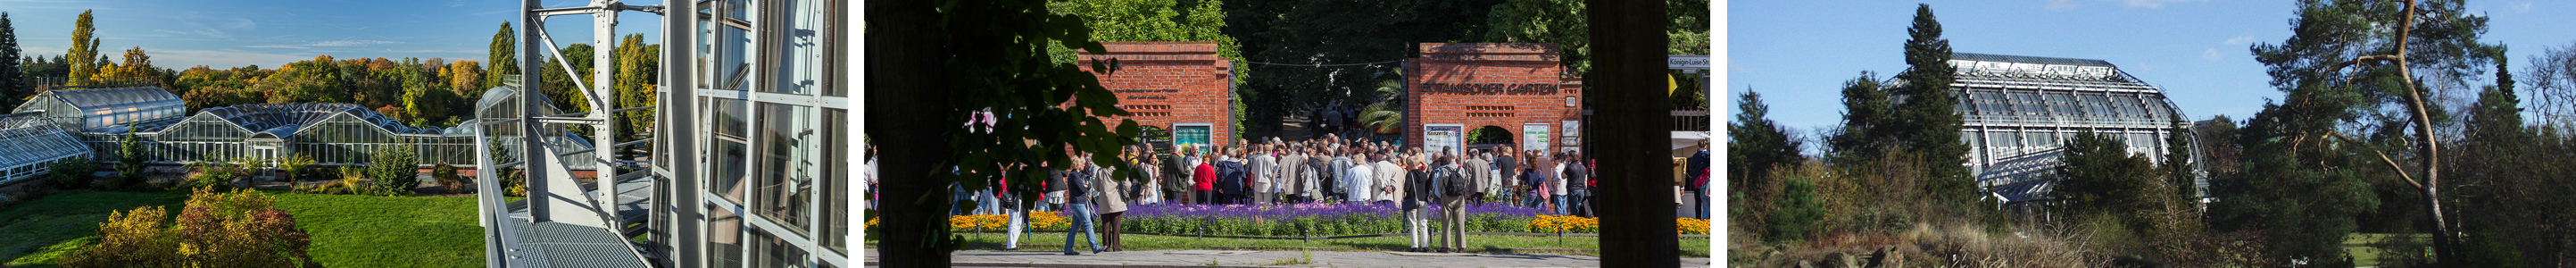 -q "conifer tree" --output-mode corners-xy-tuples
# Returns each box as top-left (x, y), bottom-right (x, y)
(0, 13), (26, 110)
(1890, 4), (1973, 209)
